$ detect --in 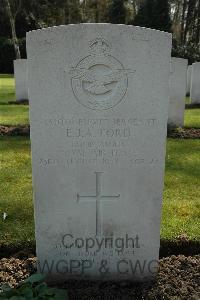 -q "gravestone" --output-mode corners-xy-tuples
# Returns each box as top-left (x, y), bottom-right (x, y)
(186, 65), (192, 95)
(168, 57), (188, 127)
(14, 59), (28, 101)
(190, 62), (200, 104)
(27, 24), (172, 281)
